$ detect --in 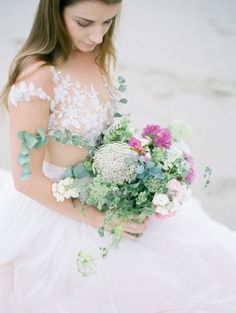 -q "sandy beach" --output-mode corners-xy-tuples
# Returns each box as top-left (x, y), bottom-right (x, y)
(0, 0), (236, 229)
